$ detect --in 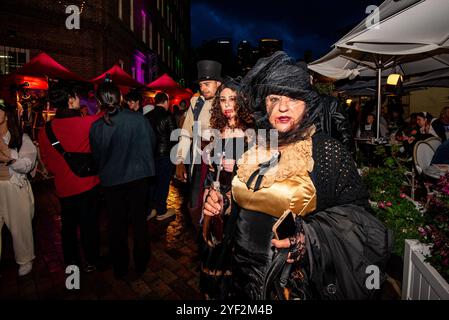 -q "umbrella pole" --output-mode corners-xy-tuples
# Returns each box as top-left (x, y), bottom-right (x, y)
(376, 68), (382, 139)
